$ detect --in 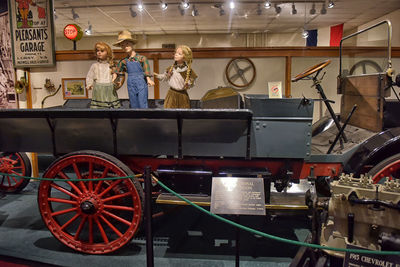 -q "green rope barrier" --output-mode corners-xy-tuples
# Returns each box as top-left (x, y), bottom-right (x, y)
(1, 171), (400, 256)
(0, 172), (135, 181)
(155, 178), (400, 256)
